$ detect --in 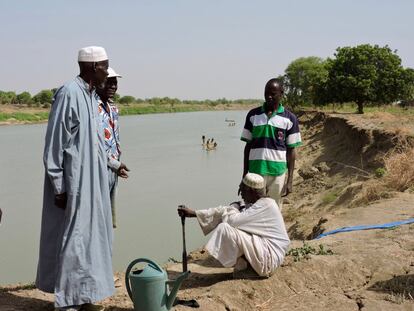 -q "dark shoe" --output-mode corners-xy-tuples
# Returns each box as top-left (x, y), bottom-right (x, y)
(80, 303), (105, 311)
